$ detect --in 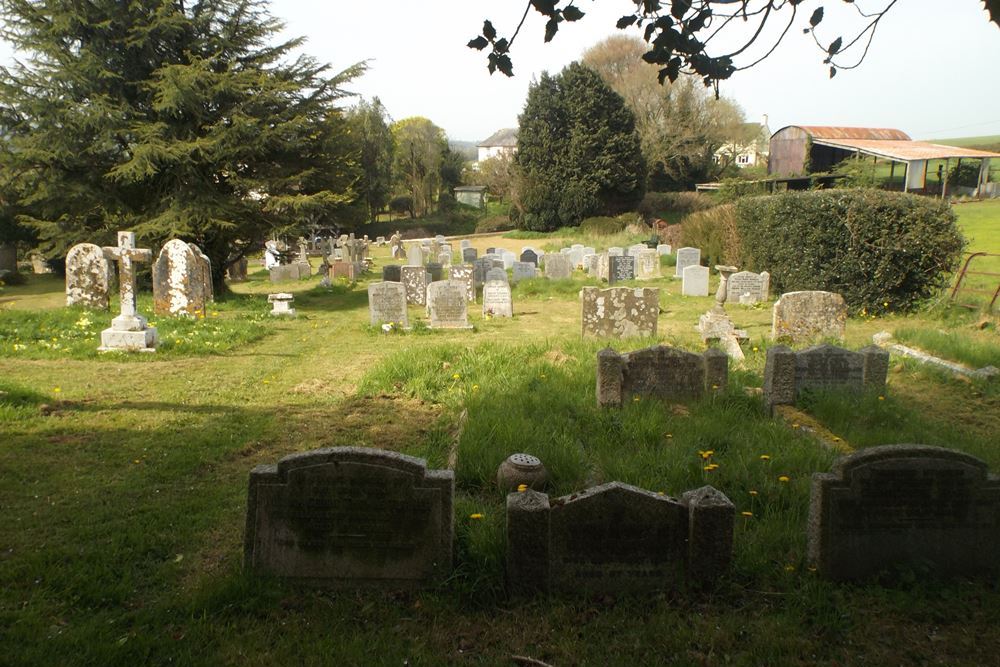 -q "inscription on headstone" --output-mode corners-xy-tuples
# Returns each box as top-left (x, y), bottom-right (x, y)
(727, 270), (770, 304)
(636, 250), (661, 280)
(608, 255), (635, 285)
(368, 281), (409, 328)
(382, 265), (402, 282)
(519, 249), (538, 266)
(511, 261), (536, 283)
(772, 291), (847, 342)
(763, 344), (889, 411)
(597, 346), (728, 407)
(483, 280), (513, 318)
(426, 280), (472, 329)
